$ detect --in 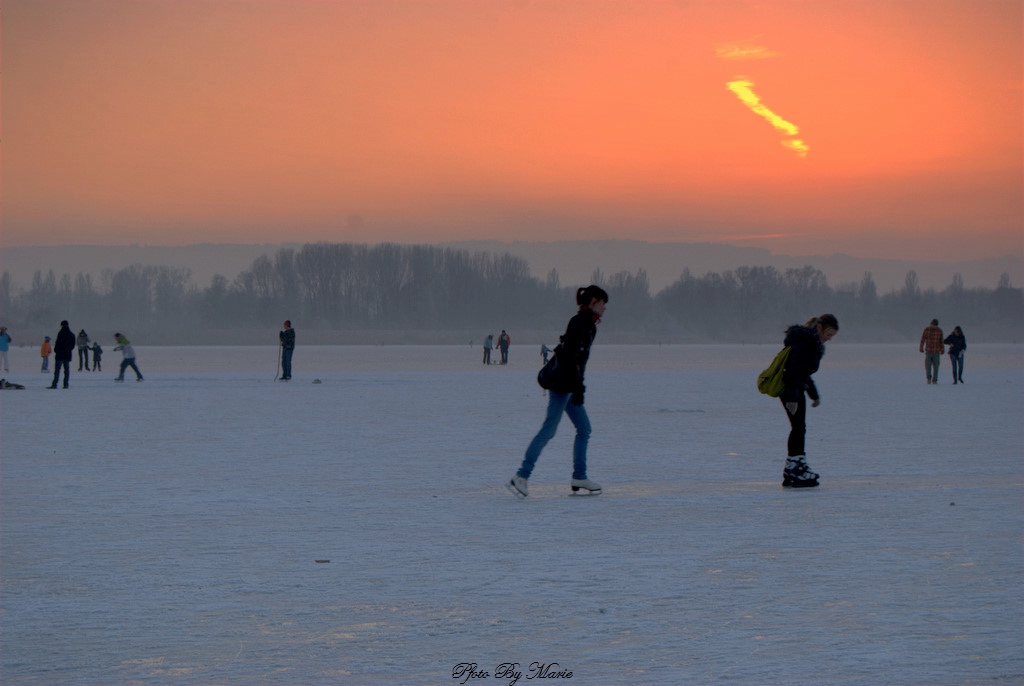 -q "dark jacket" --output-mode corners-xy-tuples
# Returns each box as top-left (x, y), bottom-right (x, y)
(548, 308), (598, 394)
(780, 324), (823, 403)
(280, 328), (295, 351)
(944, 332), (966, 355)
(53, 325), (76, 362)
